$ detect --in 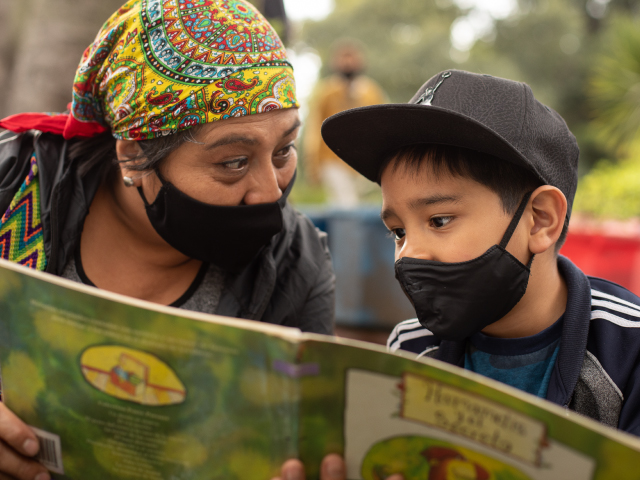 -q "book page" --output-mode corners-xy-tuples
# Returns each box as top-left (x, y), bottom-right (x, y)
(297, 339), (640, 480)
(0, 261), (302, 479)
(344, 369), (594, 479)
